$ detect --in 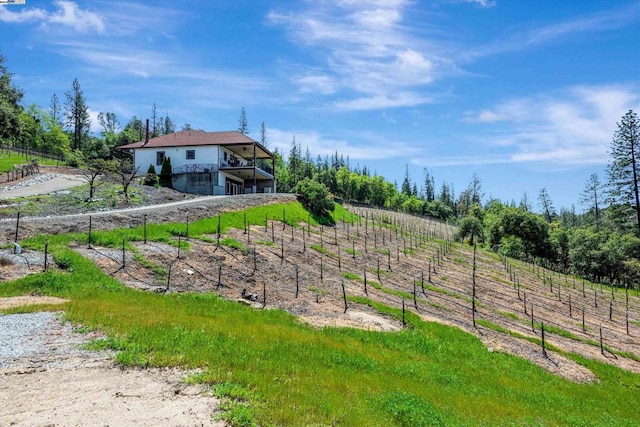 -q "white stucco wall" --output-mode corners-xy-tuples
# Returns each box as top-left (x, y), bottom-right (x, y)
(133, 145), (221, 173)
